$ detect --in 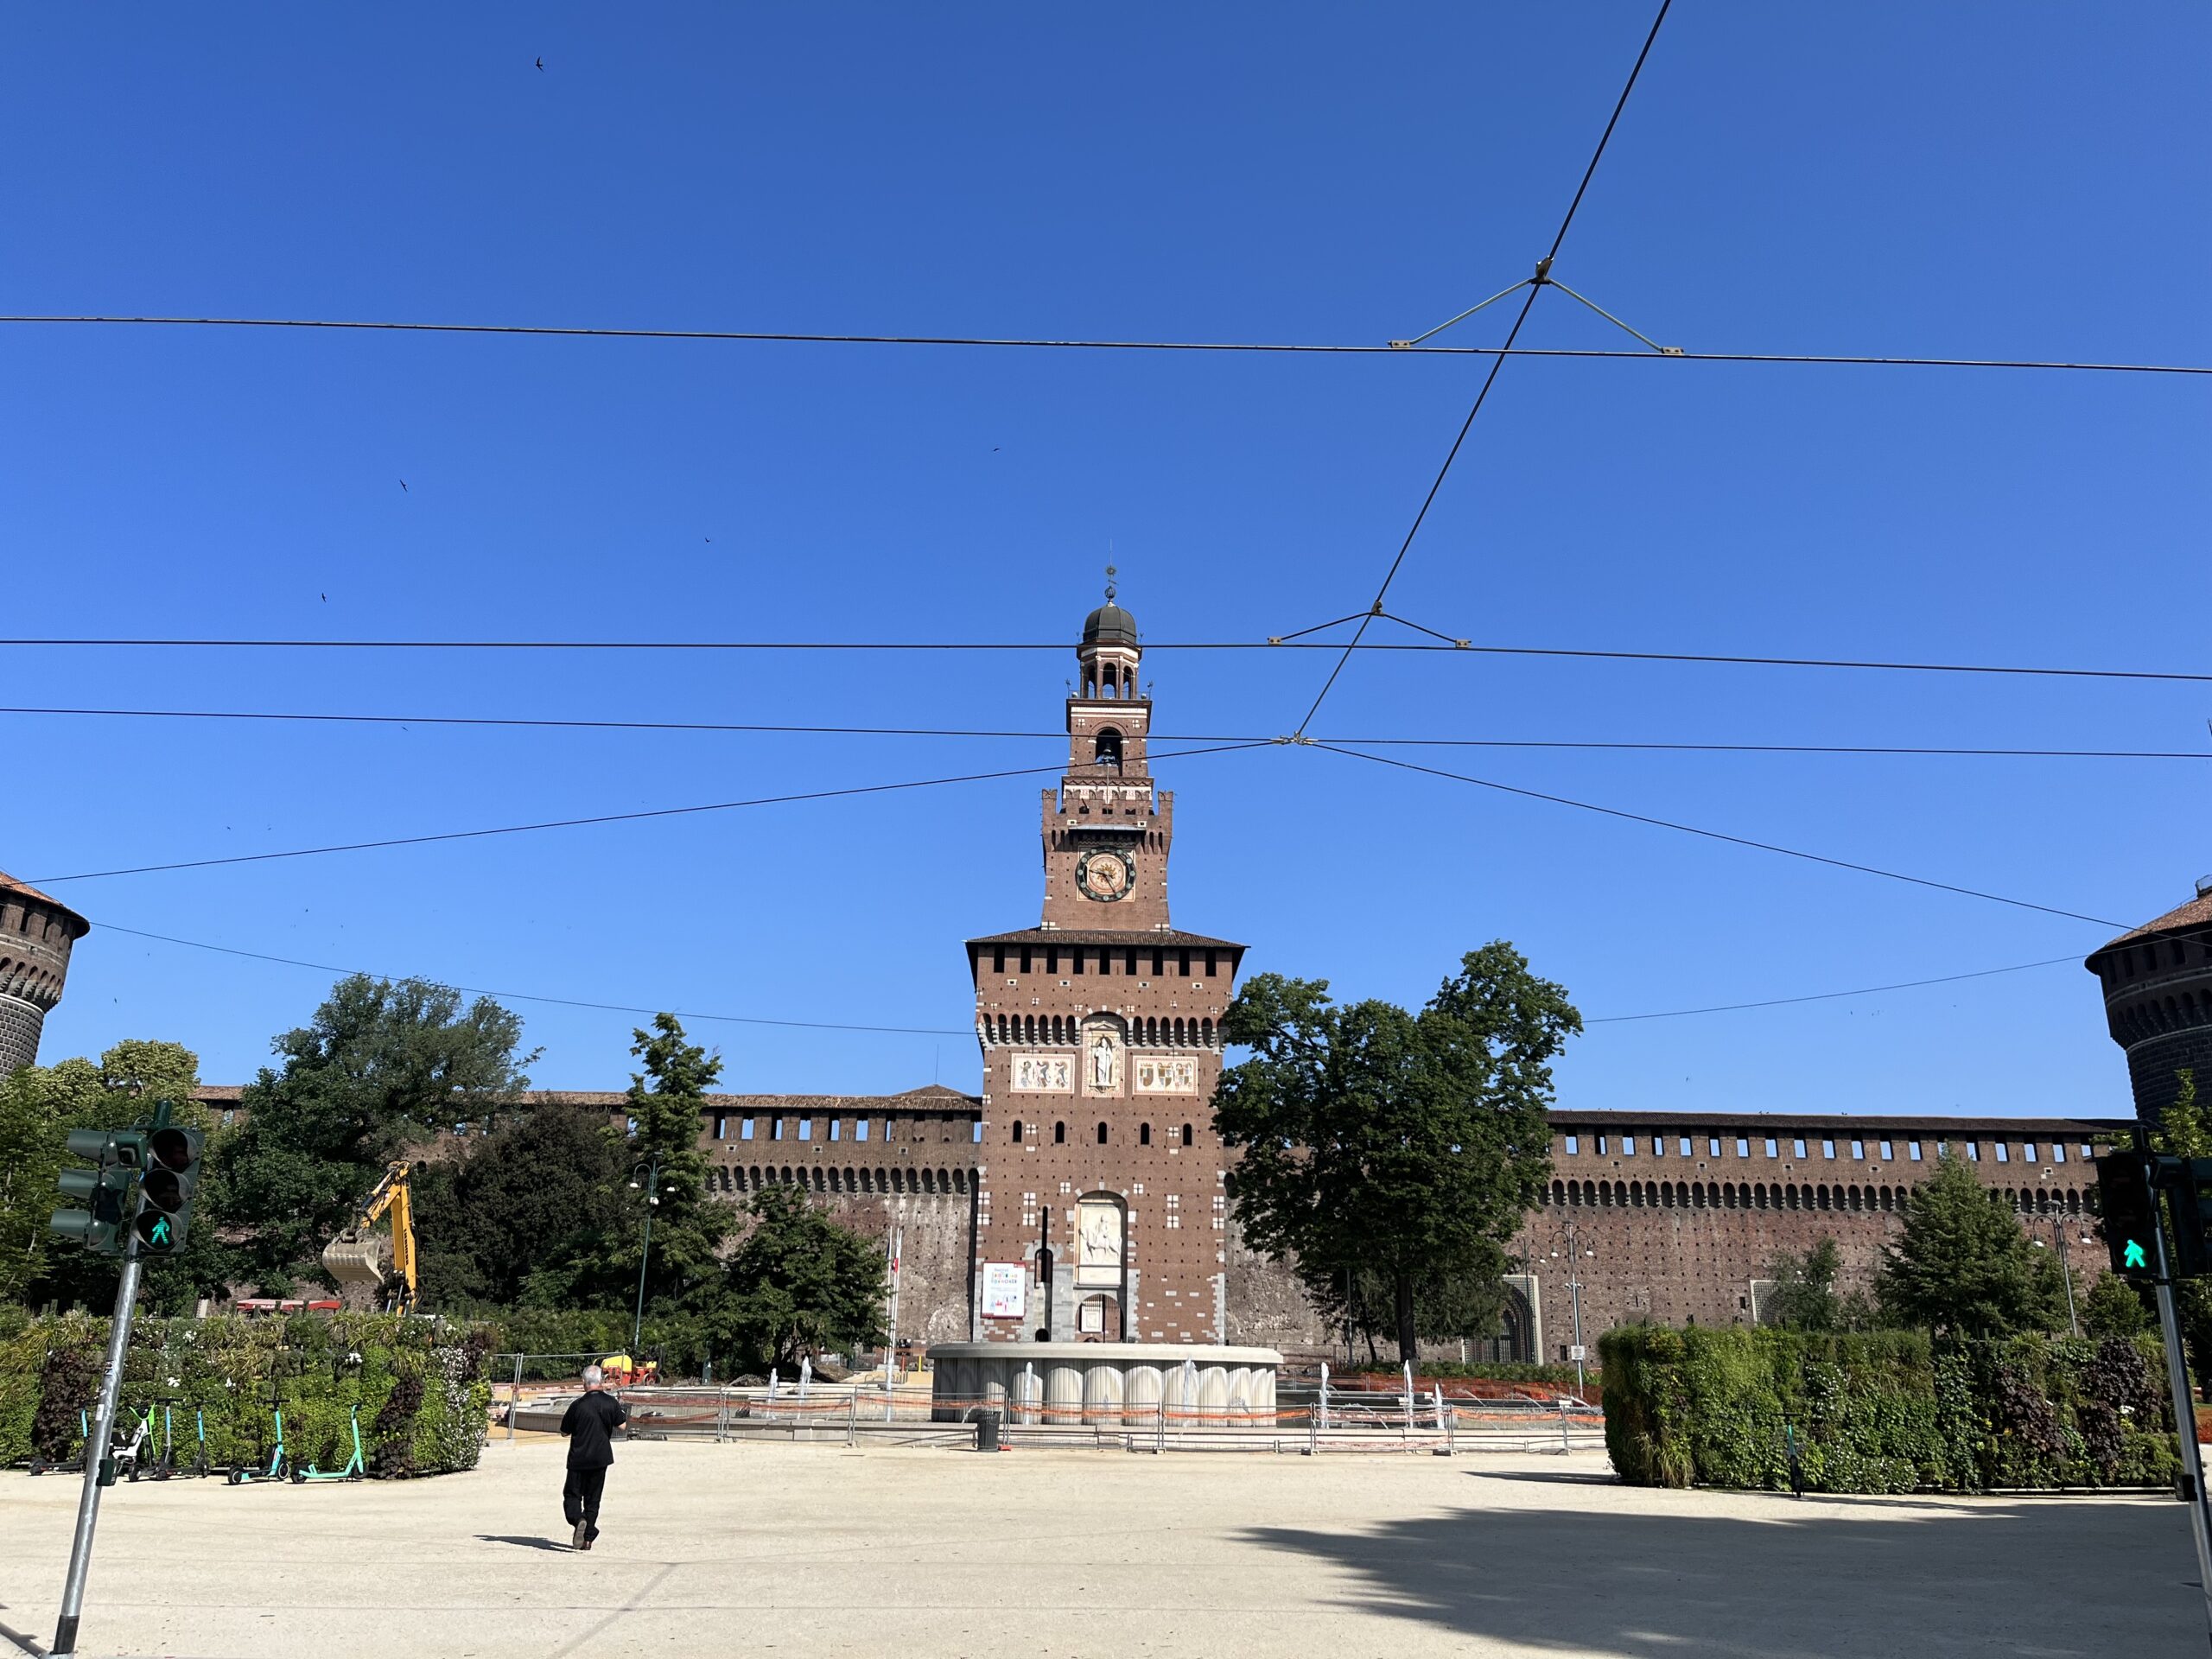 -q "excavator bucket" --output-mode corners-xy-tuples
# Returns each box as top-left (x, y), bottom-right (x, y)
(321, 1230), (391, 1296)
